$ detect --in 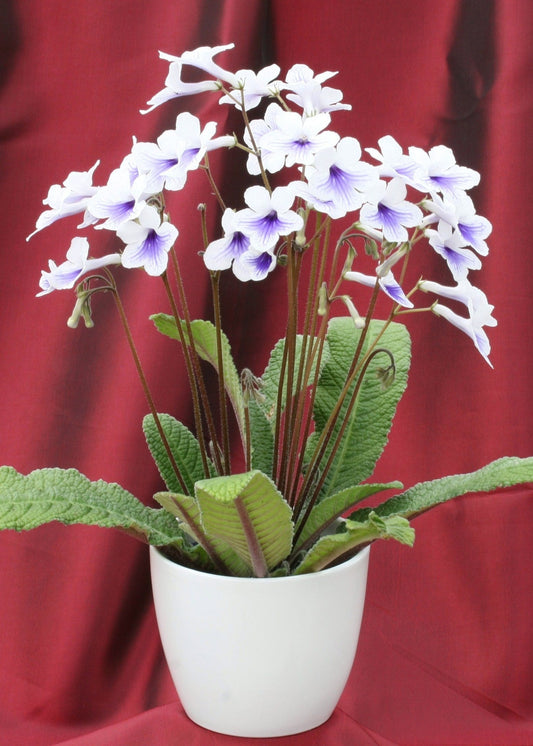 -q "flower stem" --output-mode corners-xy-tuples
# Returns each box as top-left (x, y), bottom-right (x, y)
(109, 275), (189, 495)
(164, 258), (222, 476)
(295, 281), (382, 508)
(285, 216), (330, 504)
(210, 271), (231, 474)
(277, 240), (301, 494)
(294, 347), (395, 542)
